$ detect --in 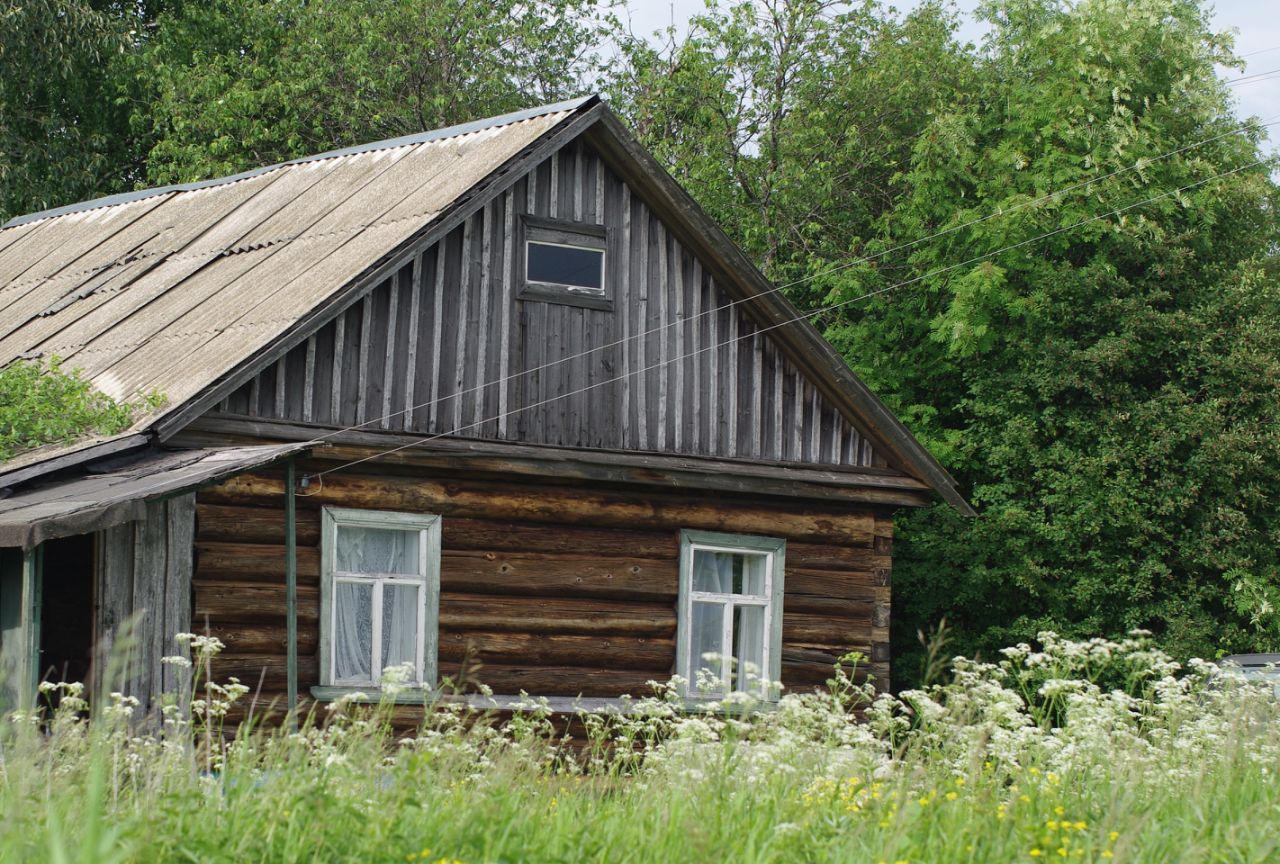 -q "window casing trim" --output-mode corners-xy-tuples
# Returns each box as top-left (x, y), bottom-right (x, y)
(319, 507), (441, 691)
(676, 529), (786, 701)
(517, 215), (612, 311)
